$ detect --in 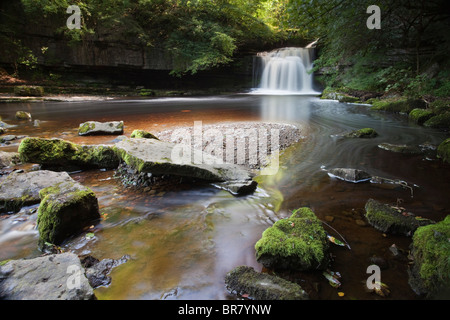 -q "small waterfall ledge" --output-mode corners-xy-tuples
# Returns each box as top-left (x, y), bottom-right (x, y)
(251, 47), (320, 95)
